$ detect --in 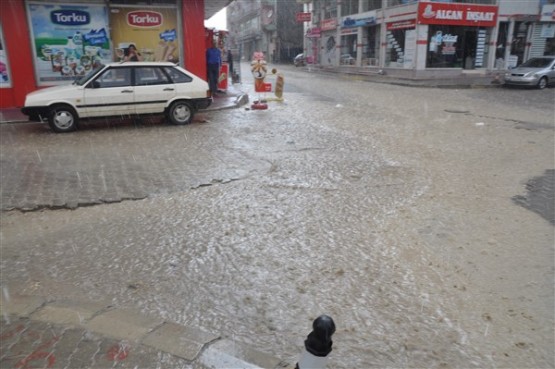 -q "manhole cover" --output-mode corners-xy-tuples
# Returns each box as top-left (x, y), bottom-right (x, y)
(444, 109), (469, 114)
